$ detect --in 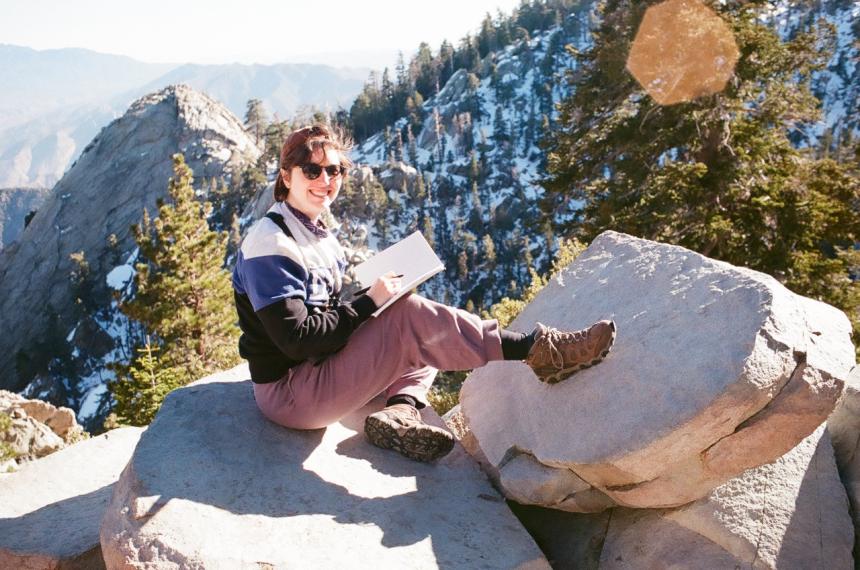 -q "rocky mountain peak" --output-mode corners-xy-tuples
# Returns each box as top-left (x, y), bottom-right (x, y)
(0, 83), (260, 394)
